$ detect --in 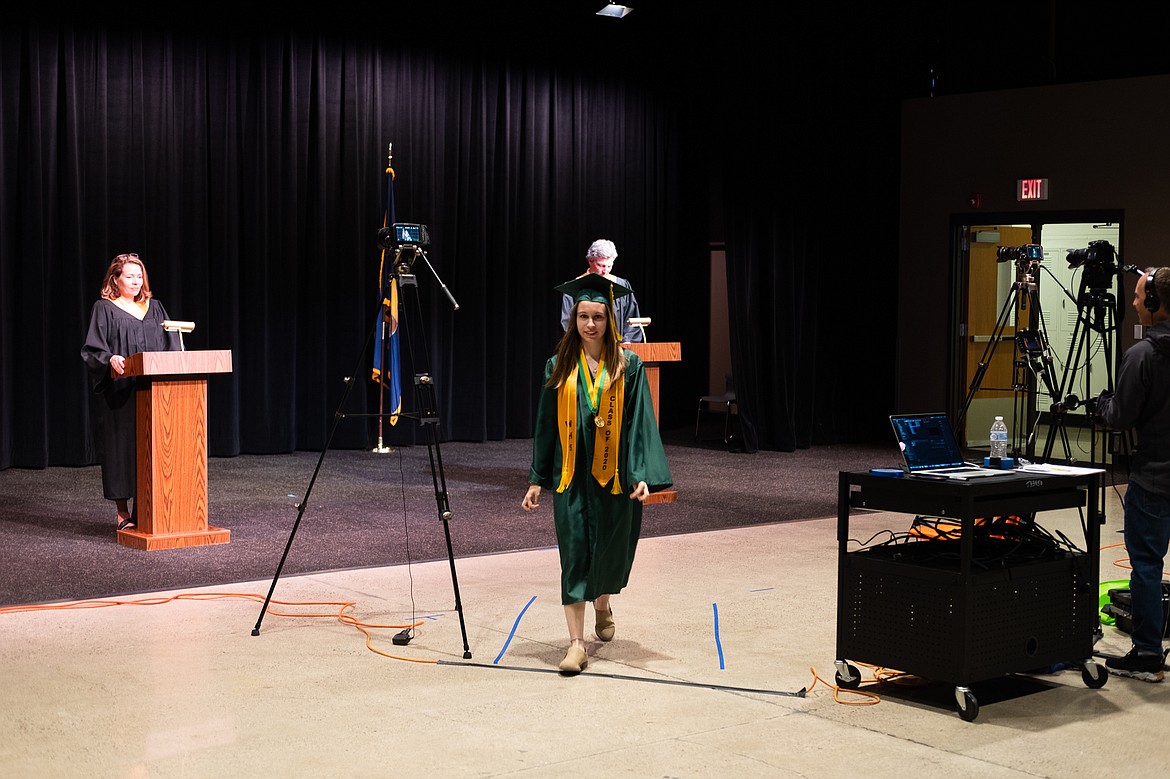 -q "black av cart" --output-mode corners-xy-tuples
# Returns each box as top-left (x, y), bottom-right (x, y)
(834, 470), (1106, 721)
